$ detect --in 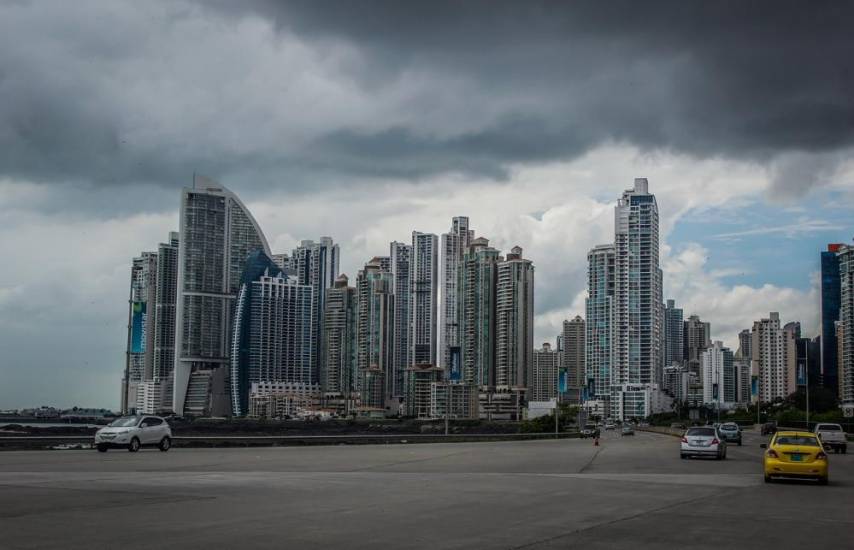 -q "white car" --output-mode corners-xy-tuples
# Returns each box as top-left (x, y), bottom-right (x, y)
(680, 426), (727, 460)
(95, 416), (172, 452)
